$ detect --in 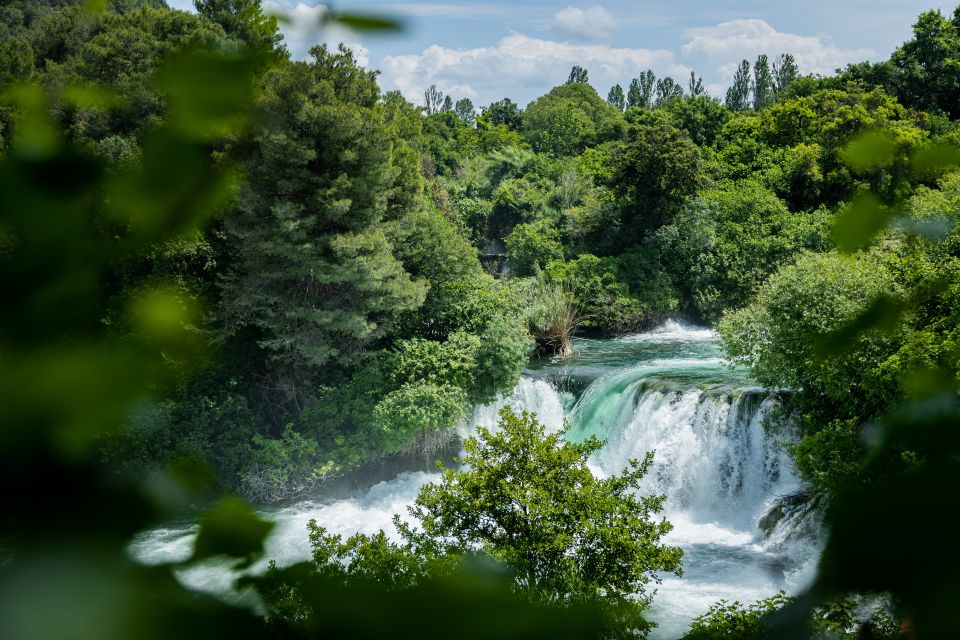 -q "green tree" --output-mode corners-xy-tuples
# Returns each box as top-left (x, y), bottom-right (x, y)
(302, 408), (682, 638)
(219, 45), (427, 382)
(658, 180), (828, 321)
(667, 95), (729, 146)
(455, 97), (475, 125)
(484, 97), (523, 129)
(504, 222), (564, 276)
(752, 54), (774, 109)
(522, 82), (625, 156)
(725, 60), (752, 111)
(194, 0), (281, 51)
(626, 71), (655, 109)
(610, 121), (703, 237)
(772, 53), (799, 94)
(424, 83), (444, 115)
(718, 251), (902, 409)
(0, 35), (33, 84)
(607, 83), (626, 111)
(567, 65), (589, 84)
(888, 9), (960, 117)
(654, 76), (683, 106)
